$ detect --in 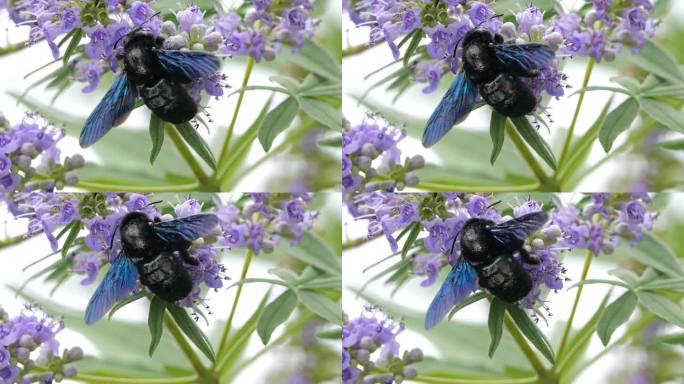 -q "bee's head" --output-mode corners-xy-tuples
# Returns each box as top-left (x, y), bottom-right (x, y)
(123, 29), (156, 48)
(462, 27), (494, 48)
(120, 211), (156, 254)
(460, 217), (496, 261)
